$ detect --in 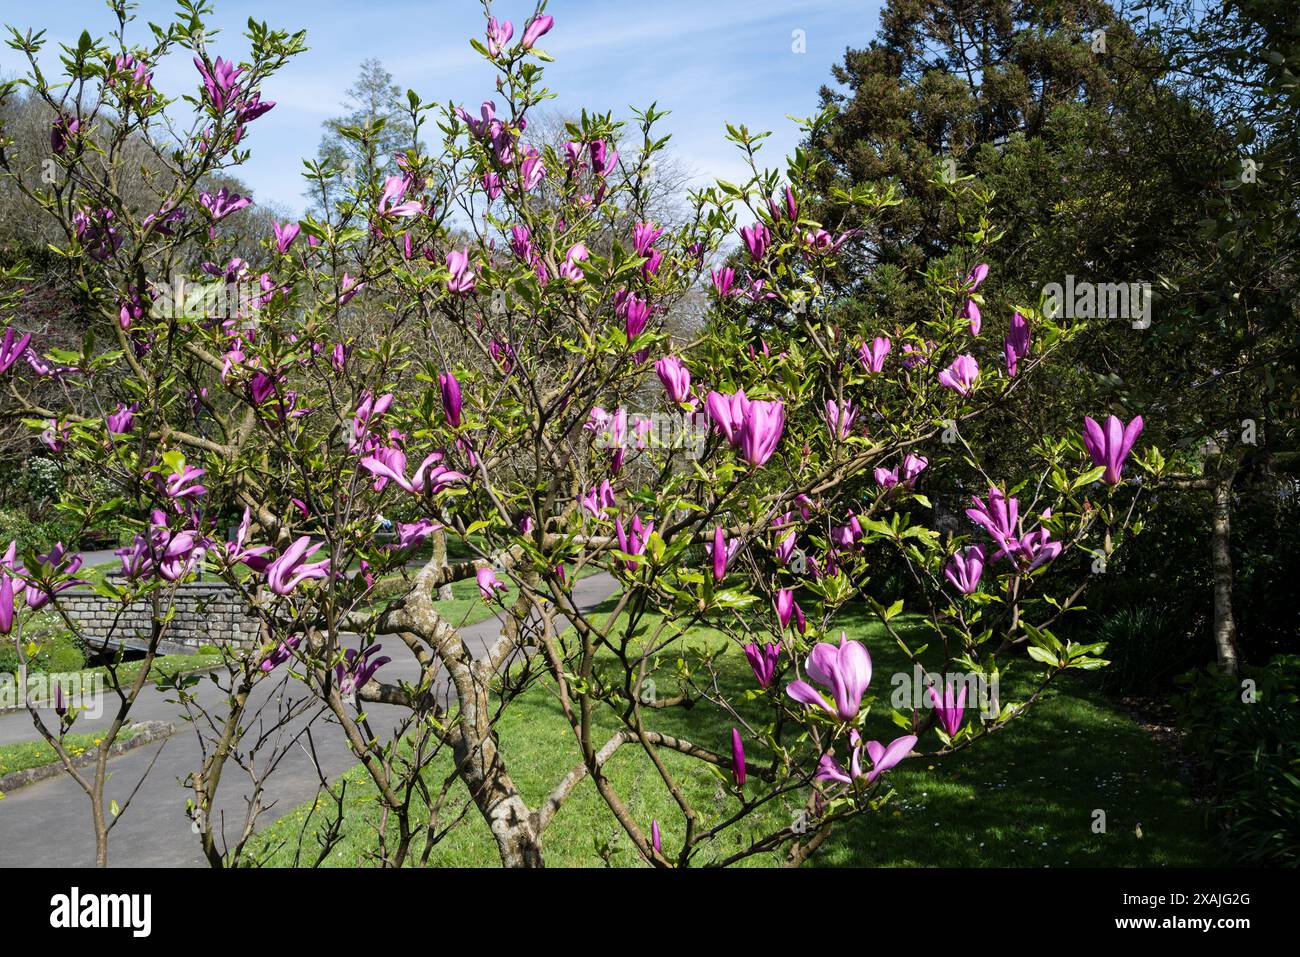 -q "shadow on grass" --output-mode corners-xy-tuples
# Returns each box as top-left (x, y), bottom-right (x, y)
(249, 595), (1215, 867)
